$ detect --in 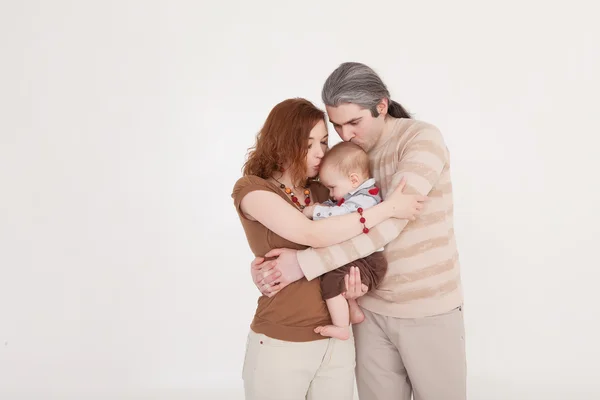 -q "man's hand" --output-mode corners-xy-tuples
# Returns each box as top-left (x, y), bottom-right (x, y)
(342, 266), (368, 299)
(251, 256), (281, 297)
(251, 248), (304, 297)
